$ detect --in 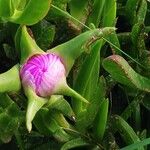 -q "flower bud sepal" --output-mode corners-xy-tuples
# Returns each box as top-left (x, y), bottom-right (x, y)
(25, 87), (48, 132)
(52, 78), (89, 104)
(15, 25), (44, 64)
